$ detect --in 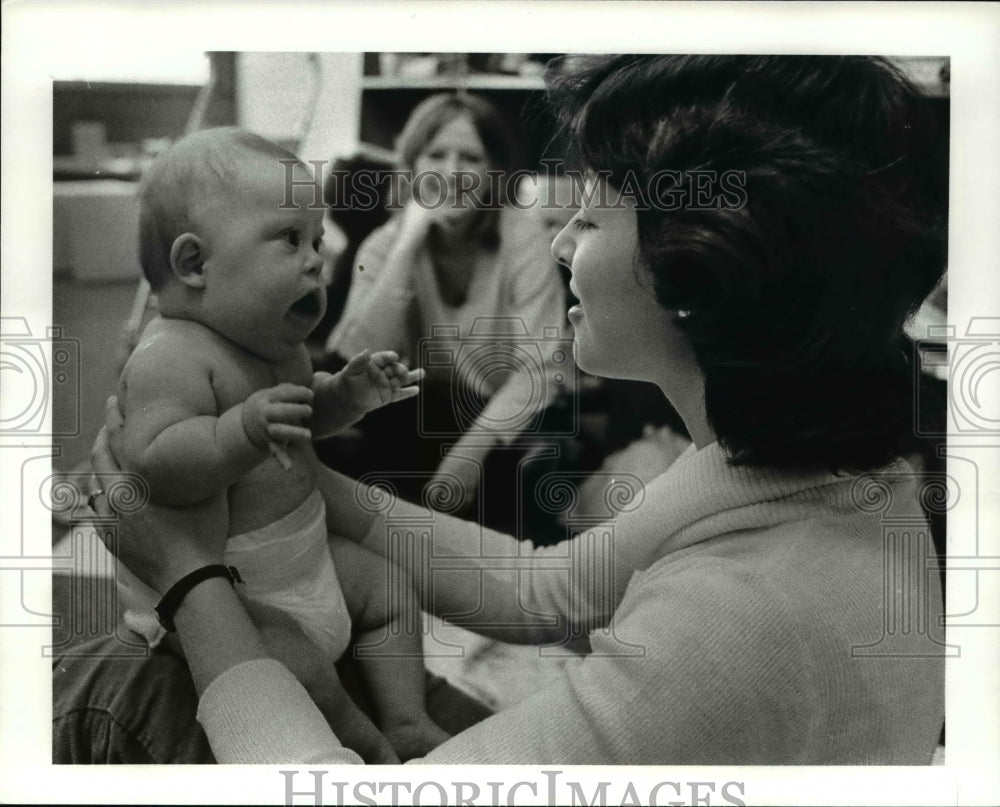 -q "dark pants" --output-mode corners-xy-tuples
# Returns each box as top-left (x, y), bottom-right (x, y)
(51, 574), (491, 764)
